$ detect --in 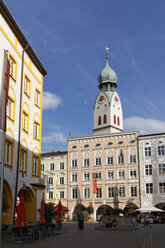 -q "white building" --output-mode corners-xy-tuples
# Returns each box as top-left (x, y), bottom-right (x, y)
(138, 133), (165, 210)
(0, 1), (47, 224)
(41, 151), (68, 208)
